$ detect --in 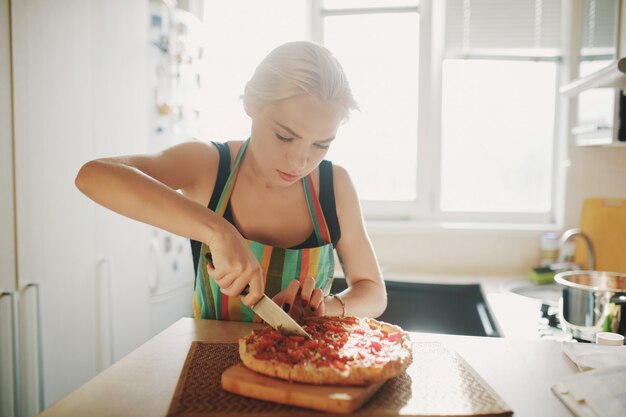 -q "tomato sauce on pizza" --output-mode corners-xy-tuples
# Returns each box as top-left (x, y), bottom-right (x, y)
(239, 316), (412, 386)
